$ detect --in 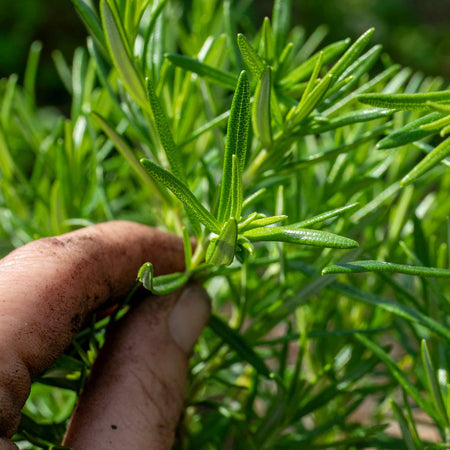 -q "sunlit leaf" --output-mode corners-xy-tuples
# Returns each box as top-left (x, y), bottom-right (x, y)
(401, 136), (450, 186)
(243, 226), (358, 249)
